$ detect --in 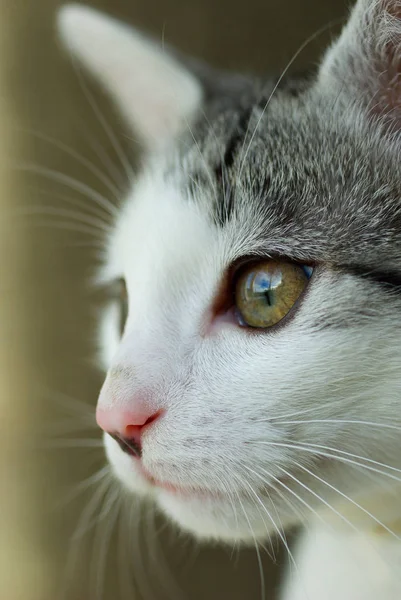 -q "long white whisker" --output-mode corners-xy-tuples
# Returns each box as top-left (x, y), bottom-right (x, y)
(117, 495), (136, 600)
(18, 206), (112, 233)
(293, 460), (401, 542)
(252, 440), (401, 485)
(45, 416), (97, 437)
(83, 131), (127, 192)
(19, 218), (107, 238)
(239, 466), (311, 600)
(275, 419), (401, 433)
(26, 185), (114, 223)
(285, 439), (401, 476)
(16, 127), (122, 199)
(276, 464), (360, 535)
(90, 489), (120, 600)
(48, 389), (97, 415)
(274, 465), (401, 584)
(14, 163), (118, 217)
(68, 52), (135, 183)
(42, 438), (104, 449)
(58, 466), (110, 510)
(131, 501), (158, 600)
(199, 107), (232, 222)
(237, 19), (343, 180)
(231, 484), (266, 600)
(71, 477), (114, 542)
(247, 462), (324, 529)
(147, 504), (185, 600)
(182, 116), (218, 203)
(60, 474), (111, 600)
